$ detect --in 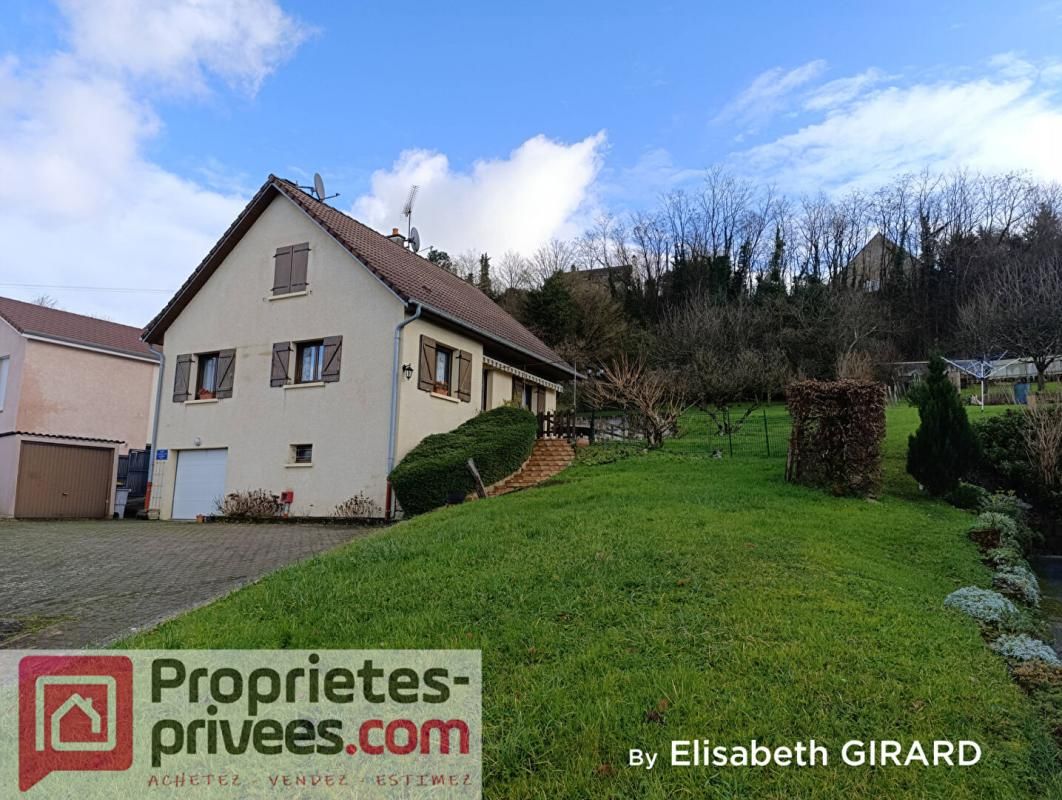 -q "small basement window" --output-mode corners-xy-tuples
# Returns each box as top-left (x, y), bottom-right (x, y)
(196, 352), (219, 399)
(292, 444), (313, 464)
(434, 346), (453, 395)
(296, 340), (324, 383)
